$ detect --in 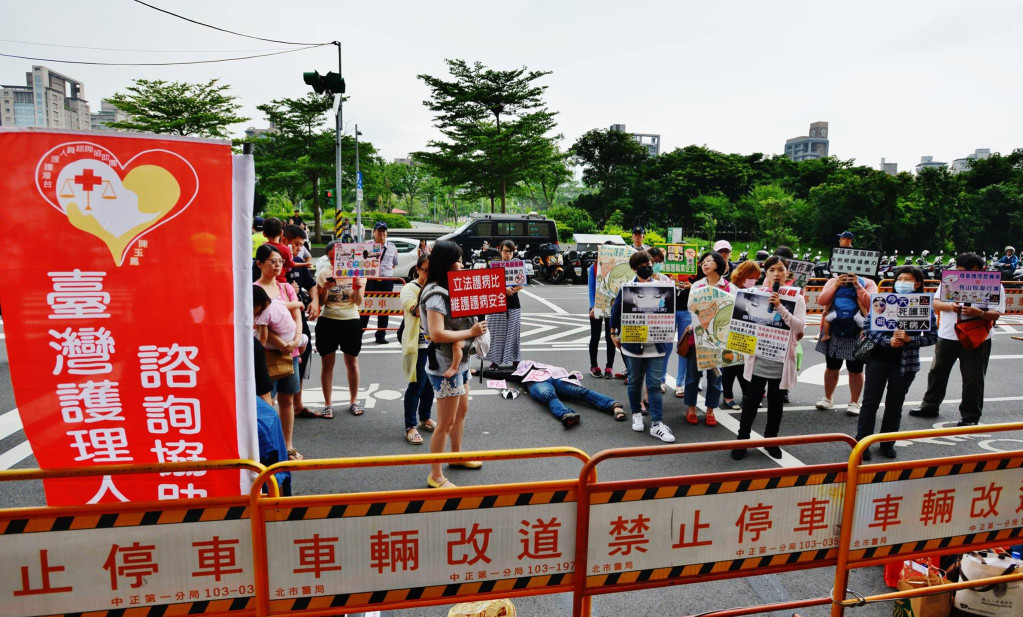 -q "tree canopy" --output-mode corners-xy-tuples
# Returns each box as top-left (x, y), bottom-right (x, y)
(107, 78), (248, 138)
